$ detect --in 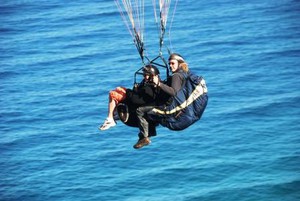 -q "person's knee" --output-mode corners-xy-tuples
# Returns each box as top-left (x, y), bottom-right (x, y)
(109, 90), (126, 104)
